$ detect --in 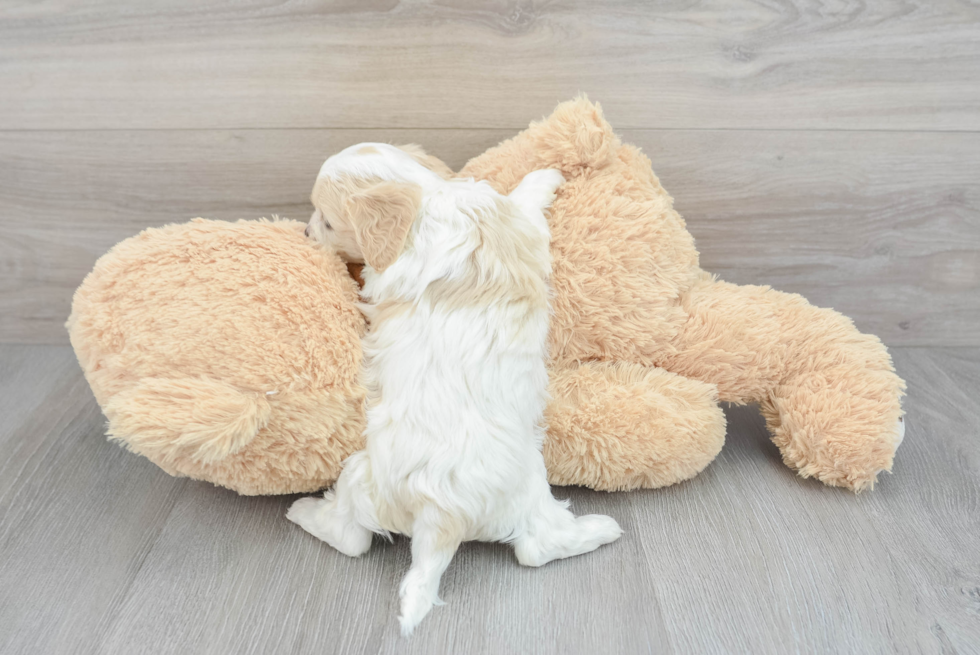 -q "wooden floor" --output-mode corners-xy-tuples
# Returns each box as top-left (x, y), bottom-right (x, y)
(2, 1), (980, 653)
(0, 345), (977, 654)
